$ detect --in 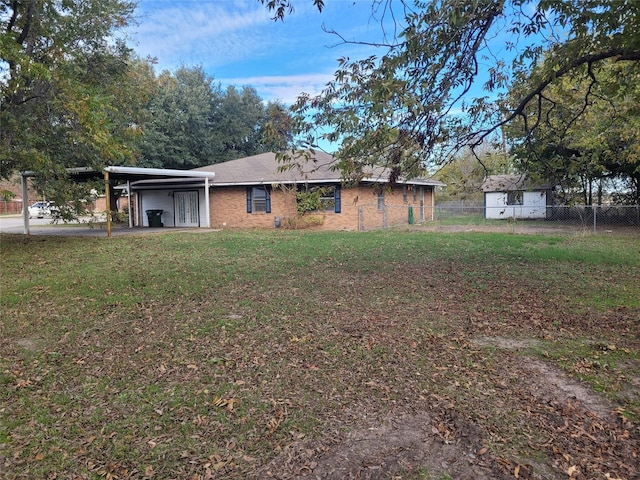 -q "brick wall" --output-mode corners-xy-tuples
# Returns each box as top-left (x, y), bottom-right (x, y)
(357, 186), (434, 230)
(0, 201), (23, 214)
(208, 184), (434, 231)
